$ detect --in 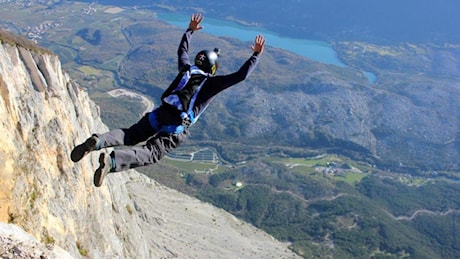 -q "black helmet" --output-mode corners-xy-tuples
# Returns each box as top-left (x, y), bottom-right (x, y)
(194, 48), (220, 75)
